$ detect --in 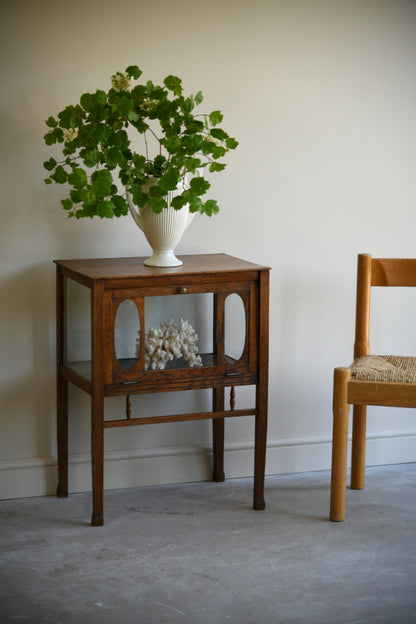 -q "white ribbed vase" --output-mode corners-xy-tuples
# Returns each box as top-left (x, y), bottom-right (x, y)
(127, 179), (195, 267)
